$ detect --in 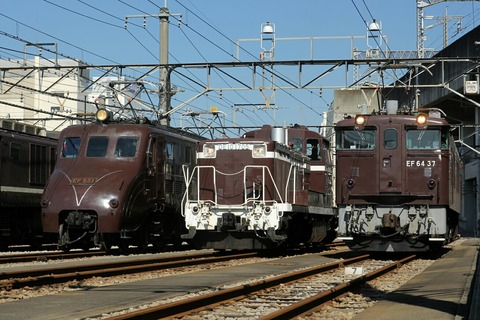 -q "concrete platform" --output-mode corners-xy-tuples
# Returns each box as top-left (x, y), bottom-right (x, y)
(354, 238), (480, 320)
